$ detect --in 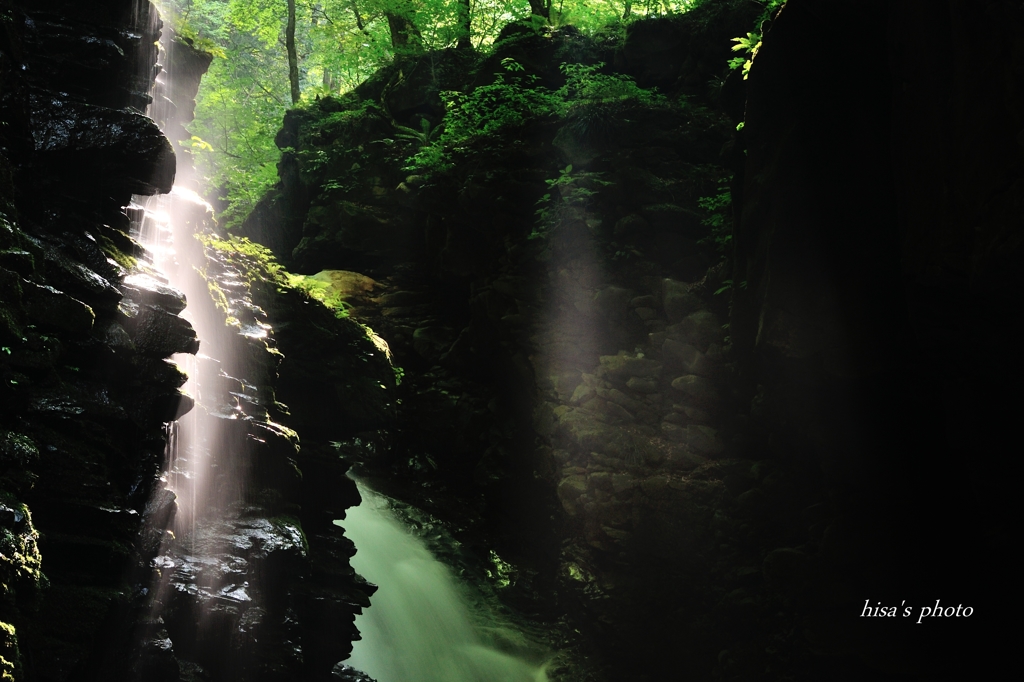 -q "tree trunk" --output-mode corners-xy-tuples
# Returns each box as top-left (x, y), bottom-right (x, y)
(386, 9), (422, 52)
(286, 0), (300, 104)
(527, 0), (549, 19)
(456, 0), (472, 50)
